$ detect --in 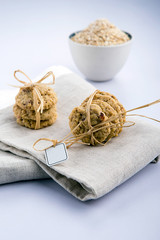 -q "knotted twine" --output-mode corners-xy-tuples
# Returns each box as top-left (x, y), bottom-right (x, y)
(33, 90), (160, 151)
(12, 70), (55, 129)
